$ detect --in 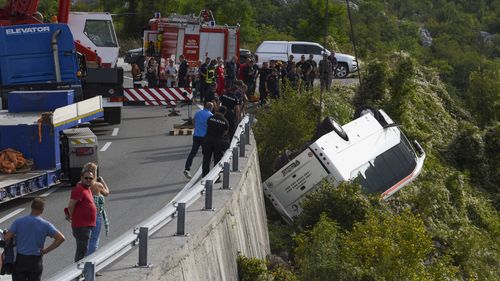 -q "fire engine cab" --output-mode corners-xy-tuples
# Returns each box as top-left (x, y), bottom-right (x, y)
(144, 10), (240, 65)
